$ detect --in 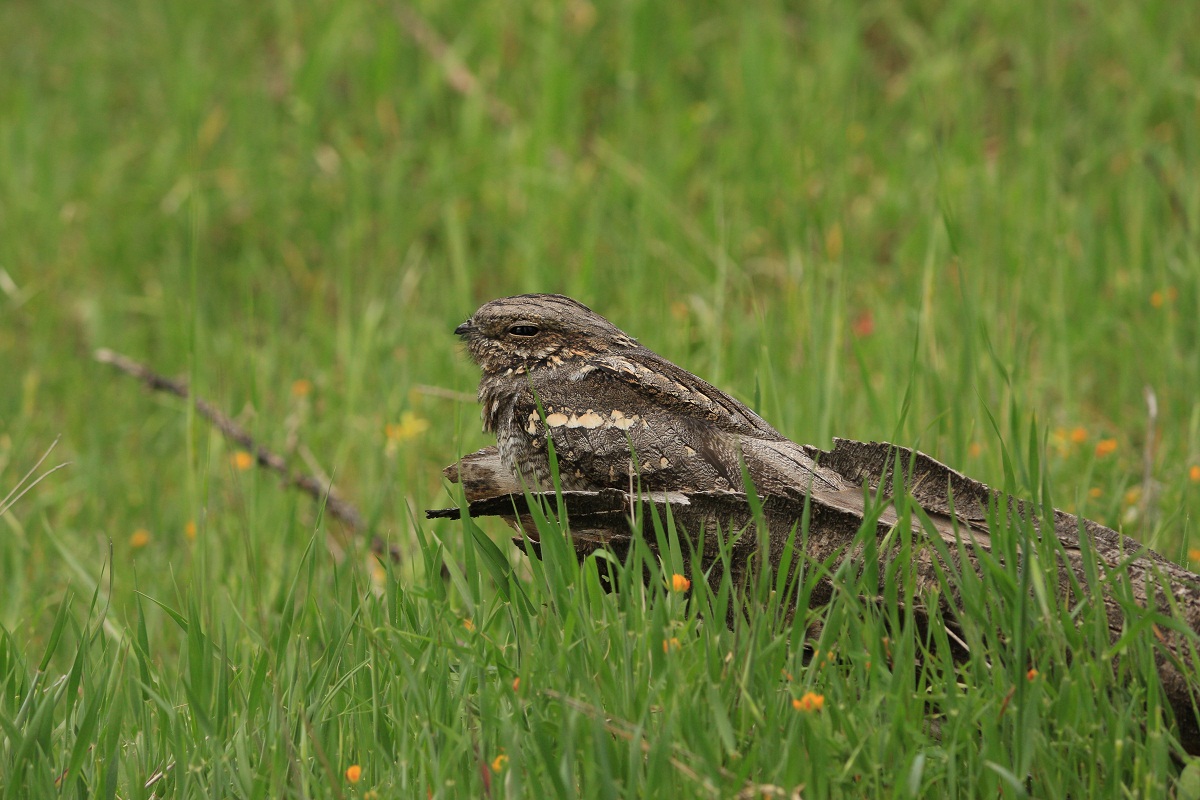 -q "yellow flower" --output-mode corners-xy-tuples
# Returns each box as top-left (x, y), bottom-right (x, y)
(792, 692), (825, 713)
(344, 765), (361, 783)
(824, 223), (844, 260)
(1190, 465), (1200, 483)
(385, 411), (430, 443)
(462, 618), (475, 632)
(662, 637), (681, 653)
(669, 574), (691, 592)
(184, 520), (197, 540)
(1095, 439), (1118, 458)
(1087, 487), (1103, 499)
(129, 529), (151, 548)
(491, 754), (508, 773)
(291, 378), (313, 398)
(1123, 487), (1141, 506)
(231, 450), (255, 470)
